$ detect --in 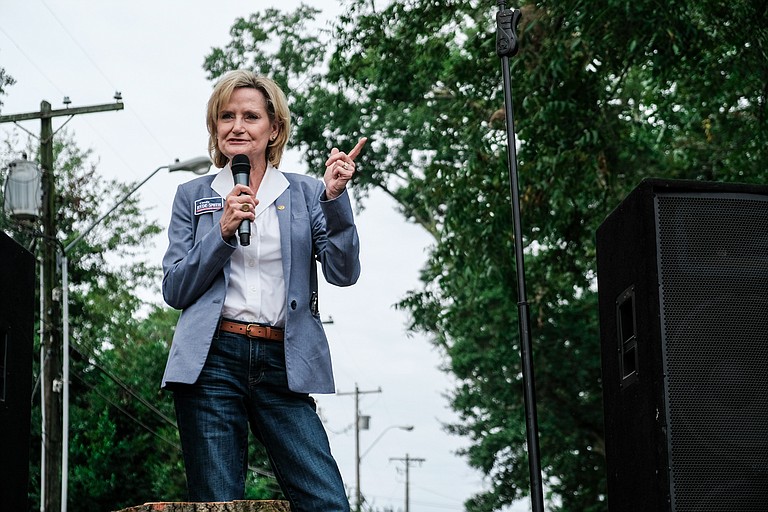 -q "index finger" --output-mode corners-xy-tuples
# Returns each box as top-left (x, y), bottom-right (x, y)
(347, 137), (368, 161)
(231, 183), (254, 196)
